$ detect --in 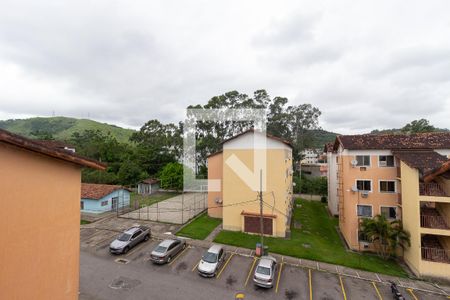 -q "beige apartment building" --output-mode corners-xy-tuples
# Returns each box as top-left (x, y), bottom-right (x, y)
(326, 132), (450, 279)
(207, 129), (294, 237)
(0, 129), (105, 299)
